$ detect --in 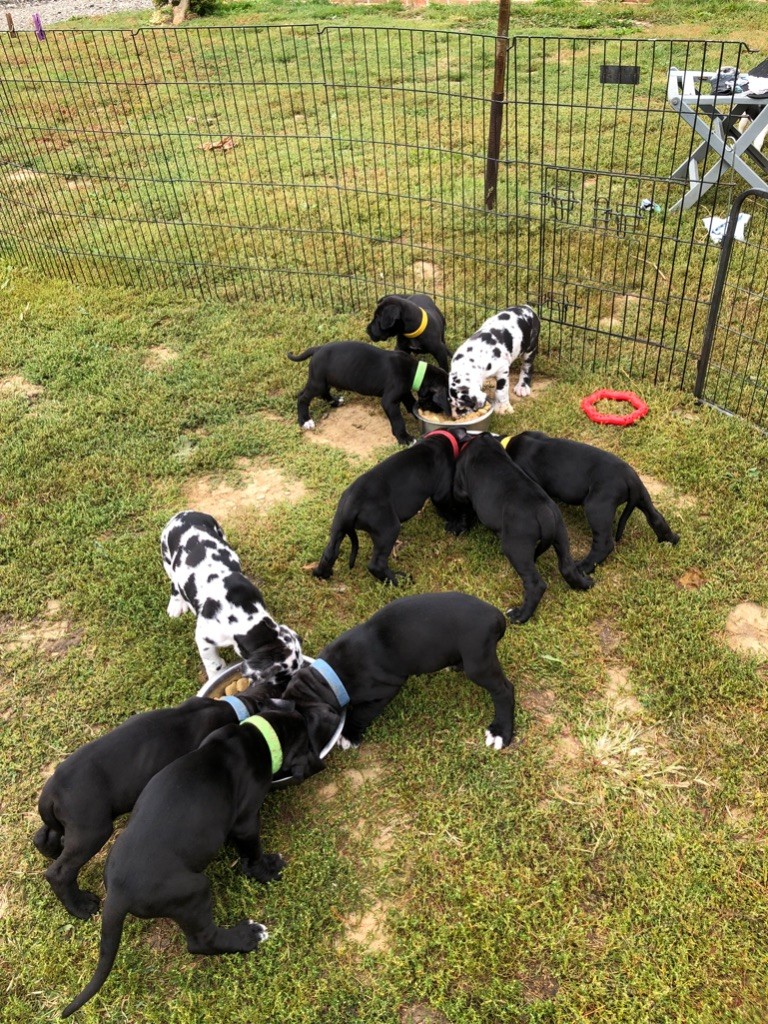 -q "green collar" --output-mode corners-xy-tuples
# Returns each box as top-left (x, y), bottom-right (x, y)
(411, 361), (428, 391)
(242, 715), (283, 775)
